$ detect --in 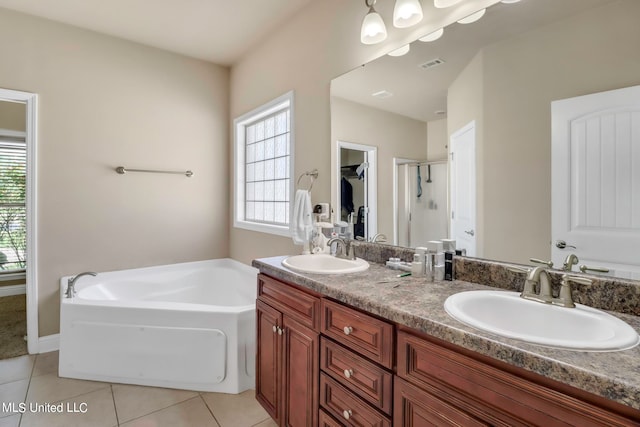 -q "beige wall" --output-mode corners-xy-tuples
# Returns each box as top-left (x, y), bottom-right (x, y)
(447, 52), (485, 256)
(426, 118), (447, 162)
(448, 0), (640, 264)
(0, 8), (230, 336)
(331, 97), (427, 239)
(0, 100), (26, 131)
(229, 0), (500, 264)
